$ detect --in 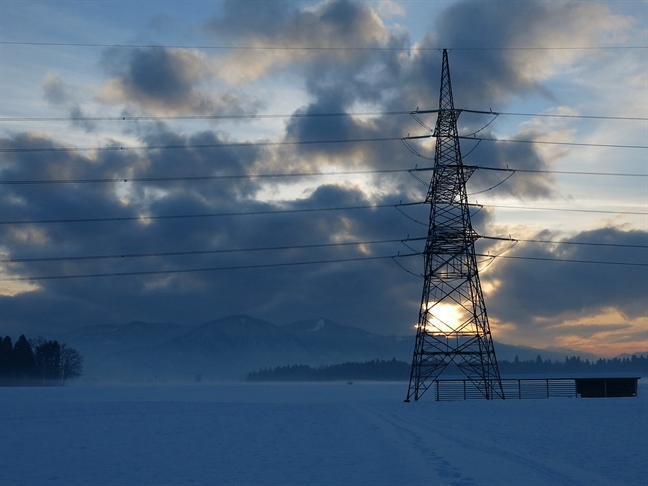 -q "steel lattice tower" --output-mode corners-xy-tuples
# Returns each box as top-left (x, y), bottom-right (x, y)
(405, 50), (504, 402)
